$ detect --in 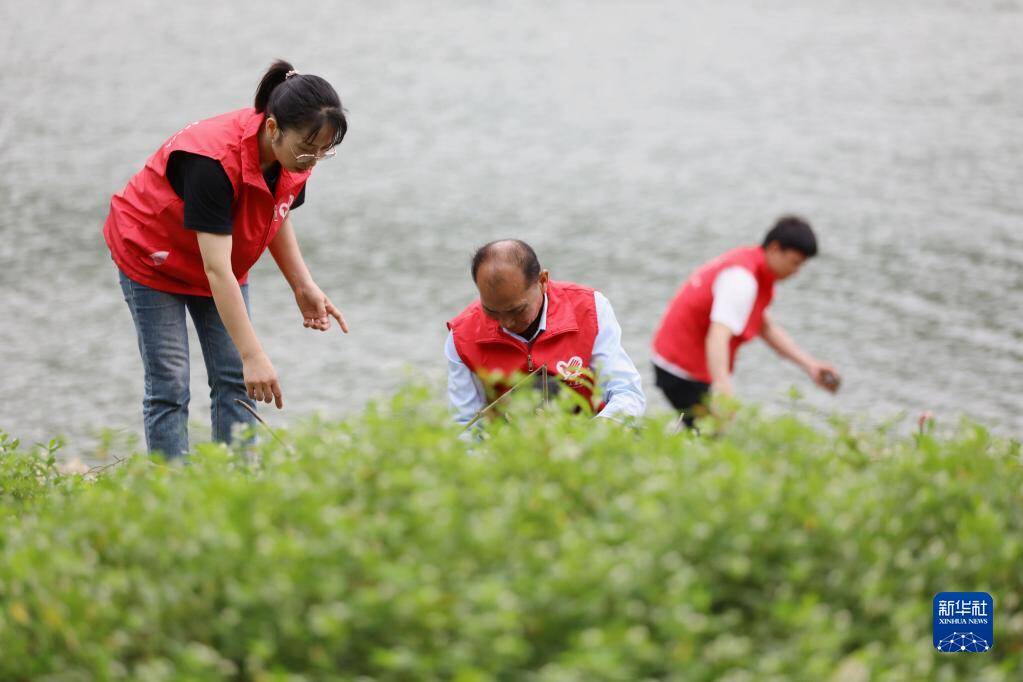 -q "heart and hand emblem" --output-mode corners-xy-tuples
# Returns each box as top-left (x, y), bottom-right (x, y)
(556, 356), (585, 380)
